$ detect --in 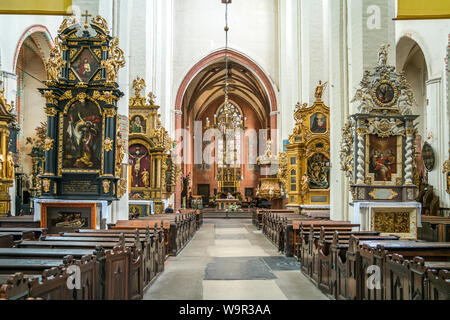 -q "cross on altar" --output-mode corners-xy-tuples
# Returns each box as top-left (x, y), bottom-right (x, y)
(82, 10), (92, 29)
